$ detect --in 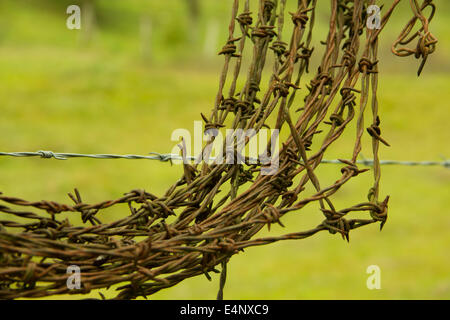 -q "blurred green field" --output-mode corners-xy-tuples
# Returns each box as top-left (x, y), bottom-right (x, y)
(0, 1), (449, 299)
